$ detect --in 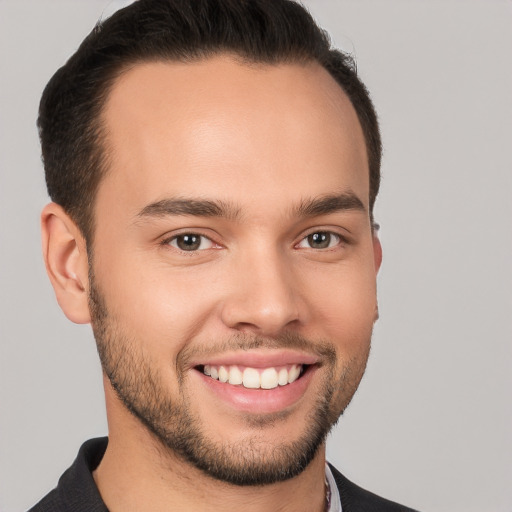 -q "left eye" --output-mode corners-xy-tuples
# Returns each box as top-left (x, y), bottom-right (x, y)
(168, 234), (215, 251)
(297, 231), (341, 250)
